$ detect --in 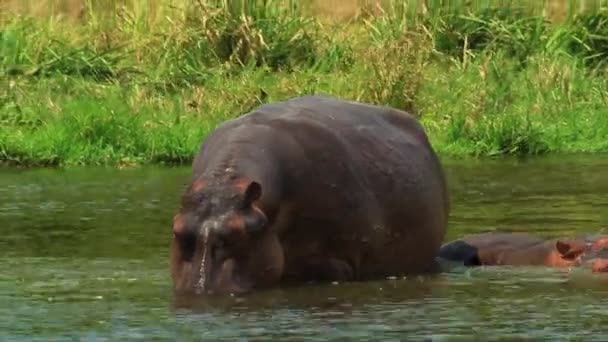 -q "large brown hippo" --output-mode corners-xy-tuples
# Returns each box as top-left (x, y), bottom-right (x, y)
(170, 95), (450, 295)
(438, 232), (608, 272)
